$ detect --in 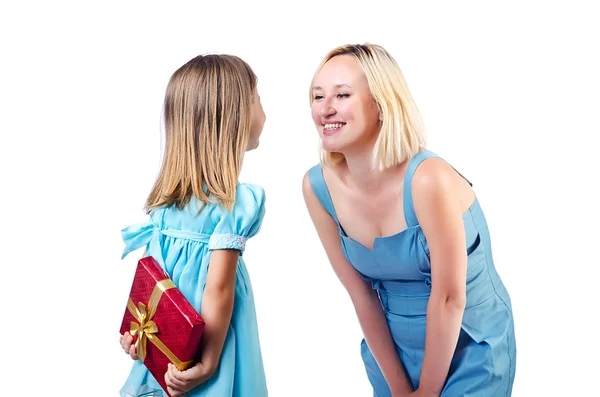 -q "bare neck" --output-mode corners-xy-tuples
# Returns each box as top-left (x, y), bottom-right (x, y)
(341, 152), (406, 195)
